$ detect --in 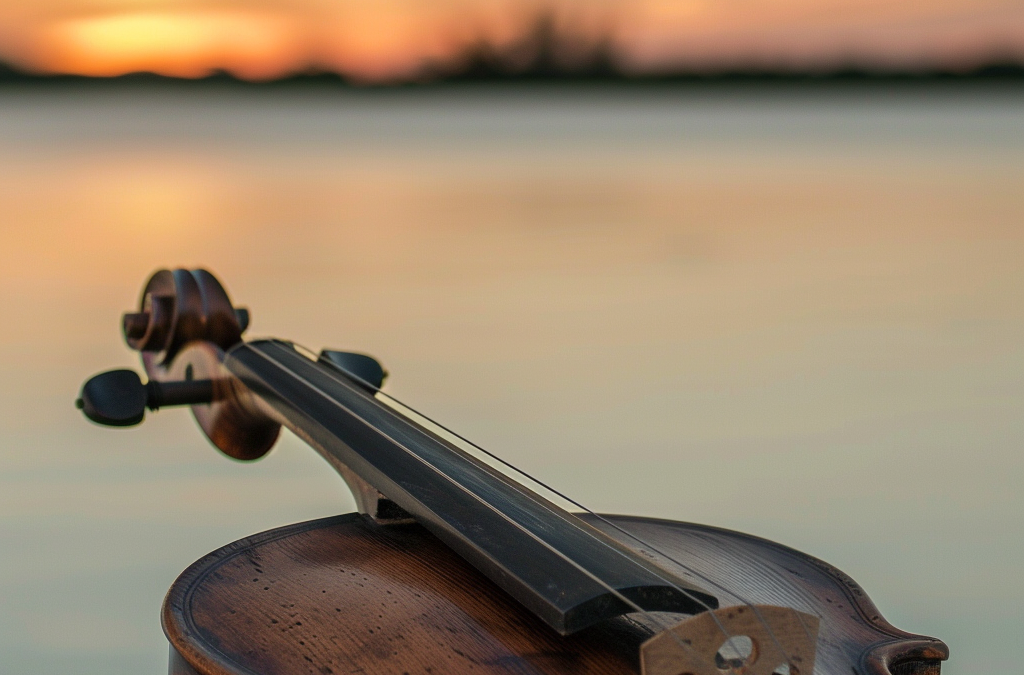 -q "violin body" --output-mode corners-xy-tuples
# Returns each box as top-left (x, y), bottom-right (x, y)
(78, 269), (948, 675)
(166, 514), (944, 675)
